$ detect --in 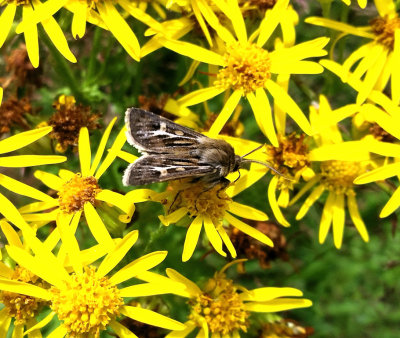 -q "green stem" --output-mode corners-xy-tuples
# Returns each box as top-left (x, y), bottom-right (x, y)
(87, 27), (102, 82)
(39, 29), (83, 101)
(320, 0), (332, 18)
(143, 223), (167, 254)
